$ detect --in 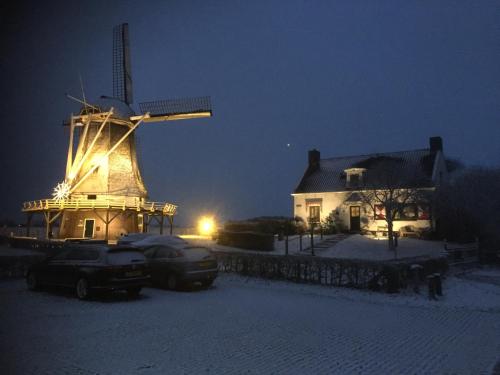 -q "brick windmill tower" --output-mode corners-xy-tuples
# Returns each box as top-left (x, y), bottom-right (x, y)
(22, 24), (212, 240)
